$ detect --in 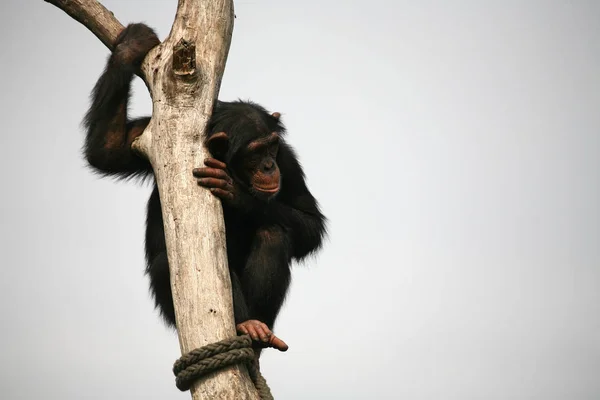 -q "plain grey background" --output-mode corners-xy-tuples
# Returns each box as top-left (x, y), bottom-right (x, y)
(1, 1), (599, 399)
